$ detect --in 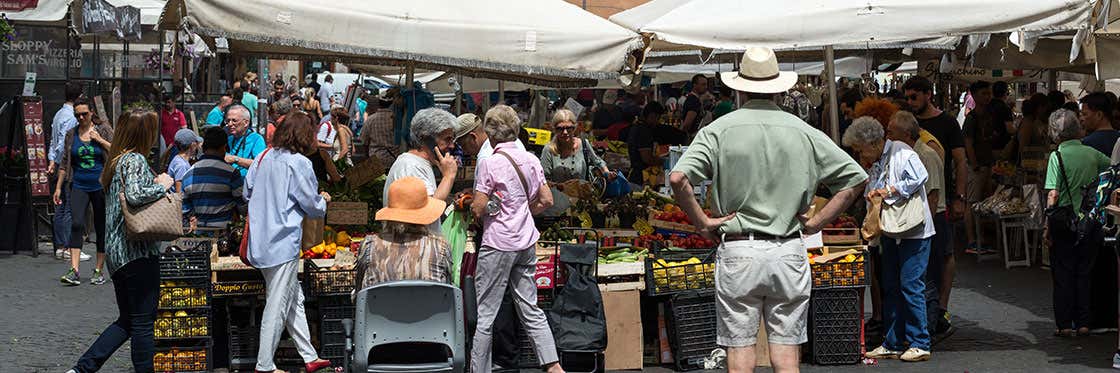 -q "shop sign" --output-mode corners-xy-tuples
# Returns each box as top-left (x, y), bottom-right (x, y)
(919, 59), (1047, 83)
(81, 0), (118, 35)
(0, 0), (38, 12)
(0, 27), (82, 79)
(116, 5), (141, 41)
(22, 100), (49, 197)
